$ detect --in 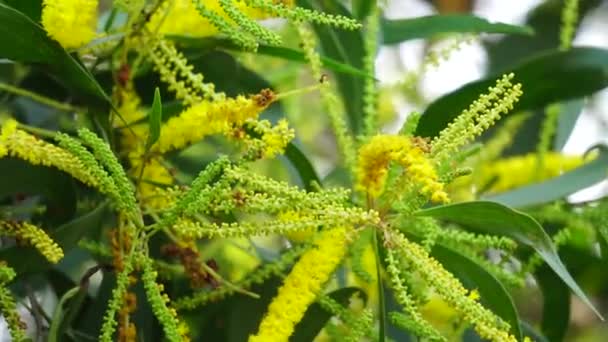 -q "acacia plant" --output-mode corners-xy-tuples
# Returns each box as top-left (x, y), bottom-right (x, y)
(0, 0), (607, 341)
